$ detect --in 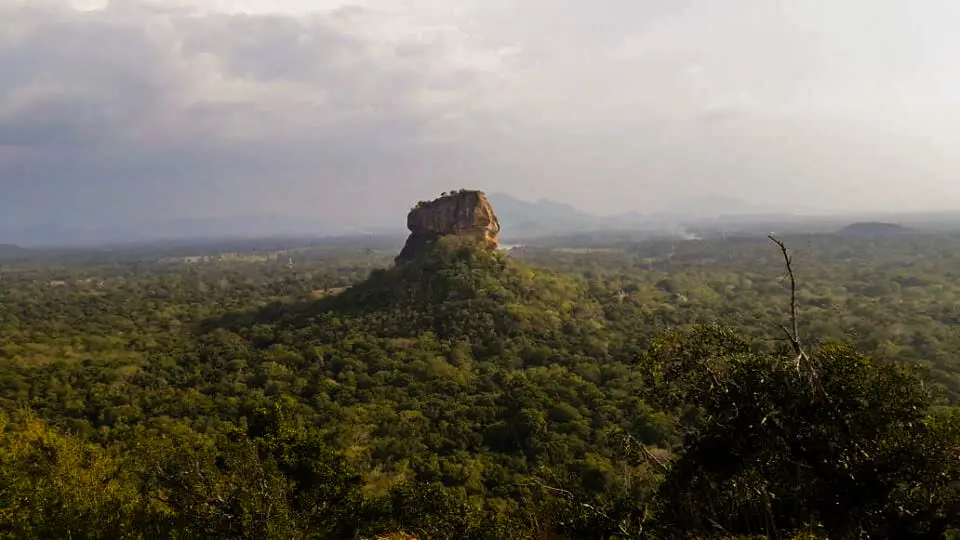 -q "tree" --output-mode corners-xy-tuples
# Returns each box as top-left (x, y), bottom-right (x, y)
(645, 328), (960, 539)
(0, 410), (141, 539)
(247, 403), (365, 537)
(131, 423), (300, 539)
